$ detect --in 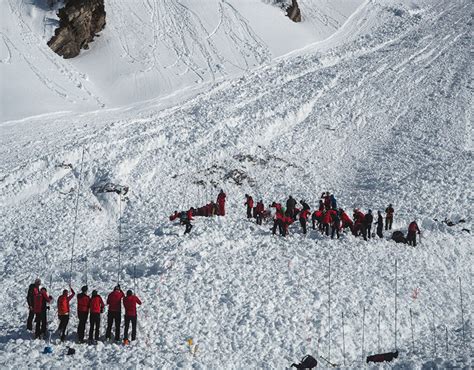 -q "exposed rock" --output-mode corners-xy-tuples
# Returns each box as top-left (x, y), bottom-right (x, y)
(48, 0), (106, 58)
(286, 0), (301, 23)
